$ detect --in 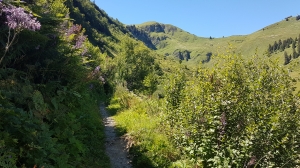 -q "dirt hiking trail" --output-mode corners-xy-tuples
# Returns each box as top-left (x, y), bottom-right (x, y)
(100, 103), (132, 168)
